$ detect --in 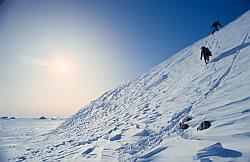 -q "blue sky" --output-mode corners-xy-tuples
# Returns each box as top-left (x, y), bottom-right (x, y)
(0, 0), (249, 117)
